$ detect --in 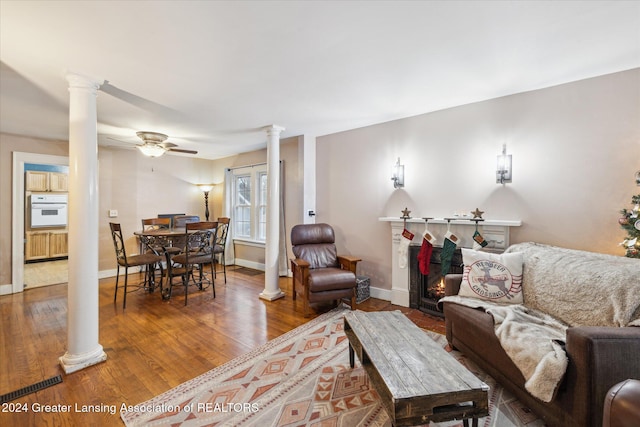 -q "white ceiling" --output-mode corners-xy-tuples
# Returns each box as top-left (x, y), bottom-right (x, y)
(1, 1), (639, 159)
